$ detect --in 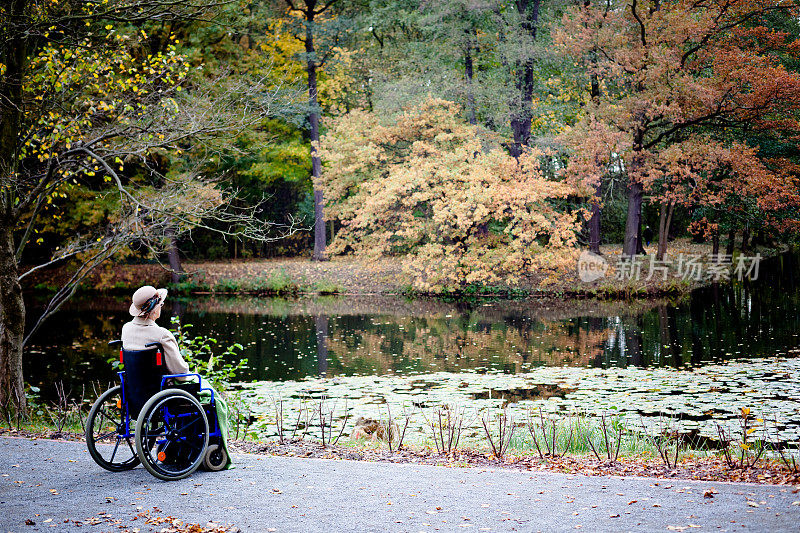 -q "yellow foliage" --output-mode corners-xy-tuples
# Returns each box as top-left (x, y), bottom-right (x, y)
(319, 97), (585, 292)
